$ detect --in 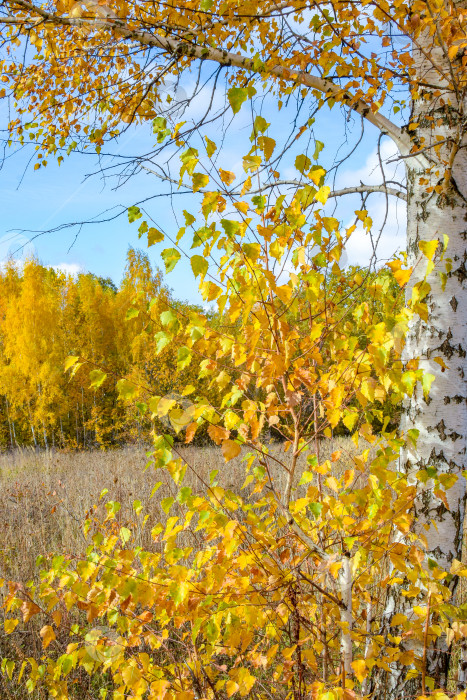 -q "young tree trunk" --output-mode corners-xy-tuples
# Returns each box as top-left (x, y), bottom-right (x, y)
(383, 47), (467, 696)
(5, 398), (13, 450)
